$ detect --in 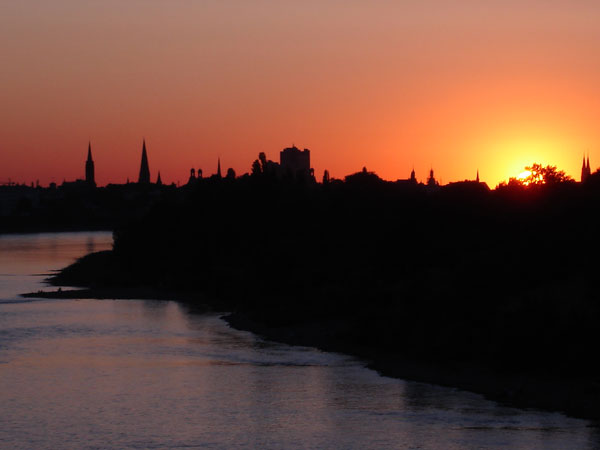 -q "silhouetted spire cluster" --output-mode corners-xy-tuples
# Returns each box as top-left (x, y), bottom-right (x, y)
(186, 159), (226, 185)
(82, 140), (163, 187)
(43, 140), (579, 191)
(581, 154), (591, 182)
